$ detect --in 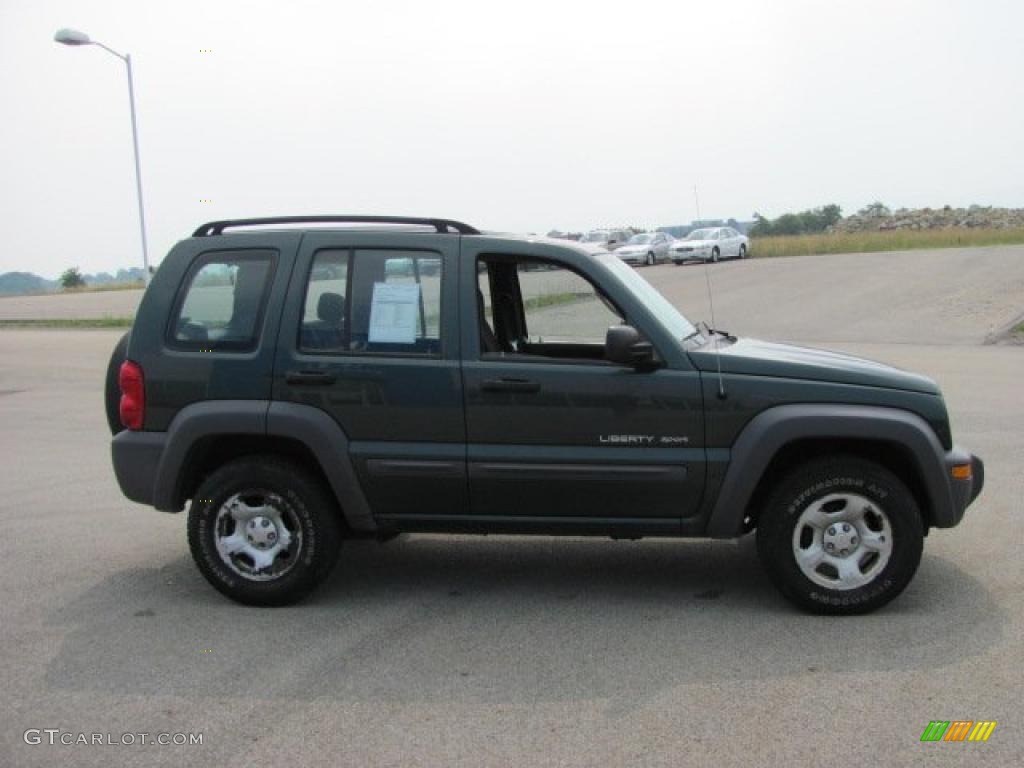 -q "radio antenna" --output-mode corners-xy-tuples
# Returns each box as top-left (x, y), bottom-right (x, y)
(695, 185), (726, 400)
